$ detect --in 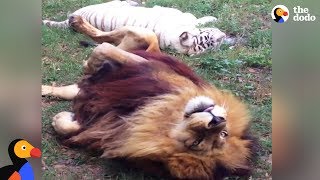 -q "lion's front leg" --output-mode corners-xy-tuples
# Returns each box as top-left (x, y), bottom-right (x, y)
(42, 84), (80, 100)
